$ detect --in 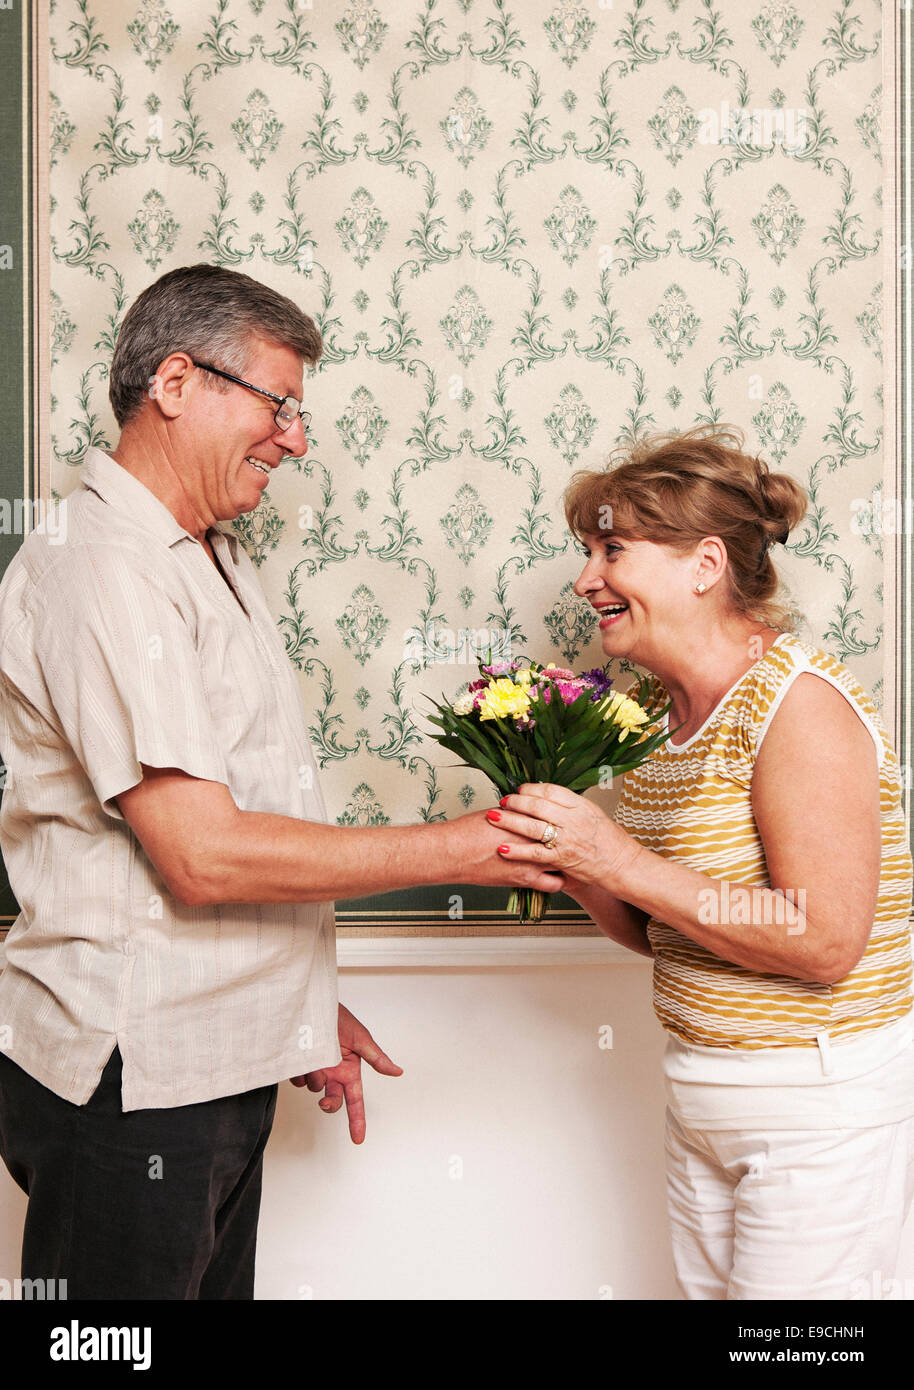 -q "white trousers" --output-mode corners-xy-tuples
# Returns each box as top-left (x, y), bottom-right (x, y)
(663, 1017), (914, 1300)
